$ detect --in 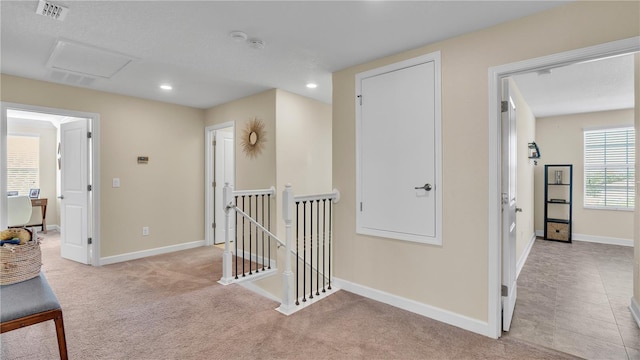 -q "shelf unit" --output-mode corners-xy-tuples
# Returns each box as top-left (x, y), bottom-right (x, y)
(544, 164), (573, 243)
